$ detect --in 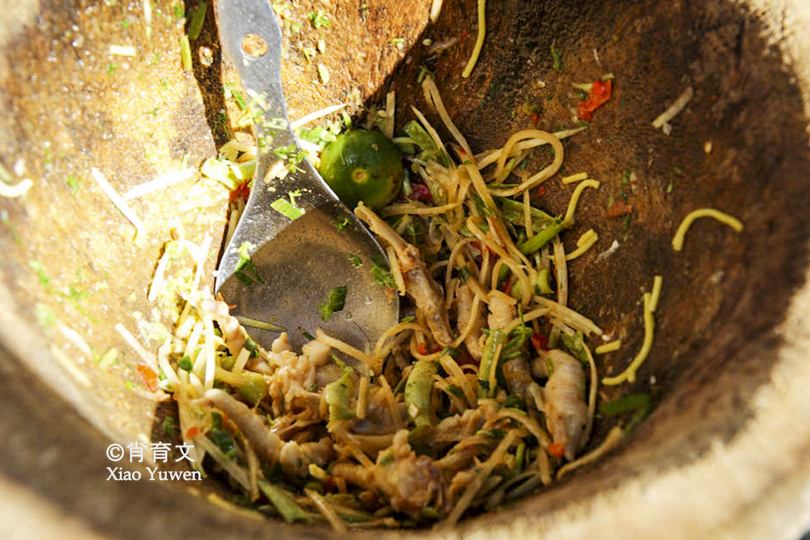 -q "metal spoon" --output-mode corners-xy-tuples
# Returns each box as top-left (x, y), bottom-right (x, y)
(213, 0), (398, 353)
